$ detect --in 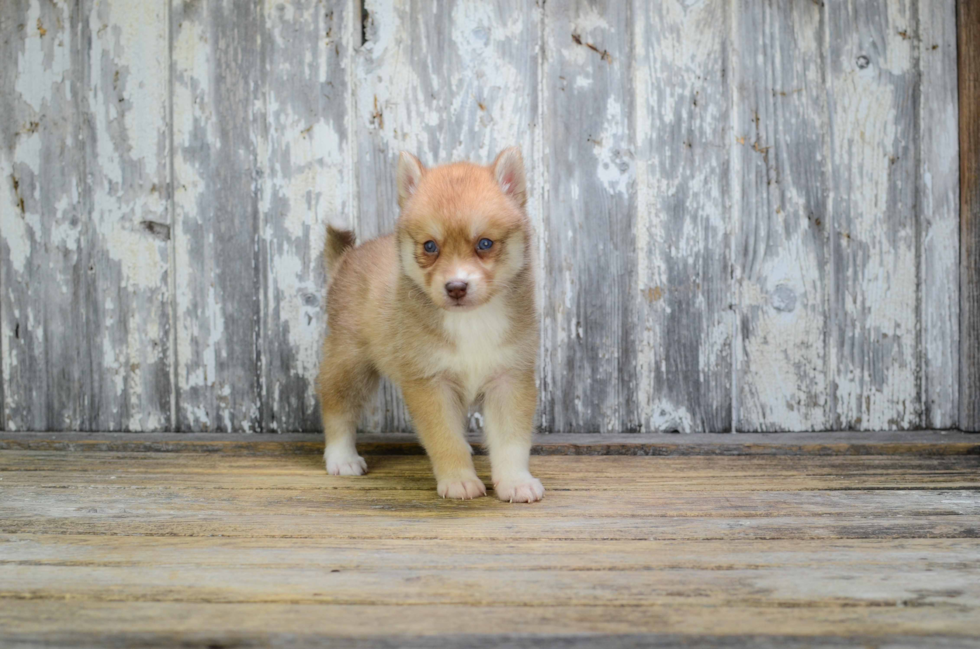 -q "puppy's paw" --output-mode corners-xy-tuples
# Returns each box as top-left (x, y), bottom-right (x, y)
(493, 473), (545, 503)
(437, 473), (487, 500)
(324, 449), (368, 476)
